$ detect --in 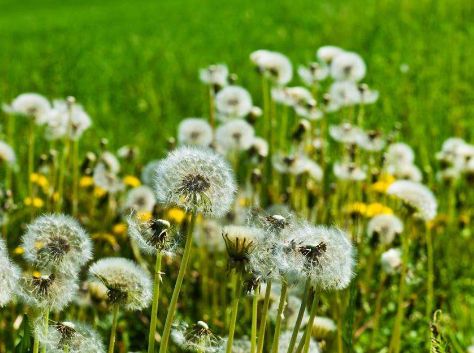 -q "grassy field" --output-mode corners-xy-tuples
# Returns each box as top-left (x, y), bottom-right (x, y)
(1, 0), (473, 158)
